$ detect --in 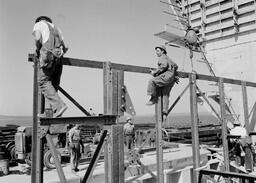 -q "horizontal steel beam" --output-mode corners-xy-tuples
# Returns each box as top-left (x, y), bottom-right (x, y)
(199, 169), (256, 180)
(28, 54), (256, 87)
(40, 115), (117, 126)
